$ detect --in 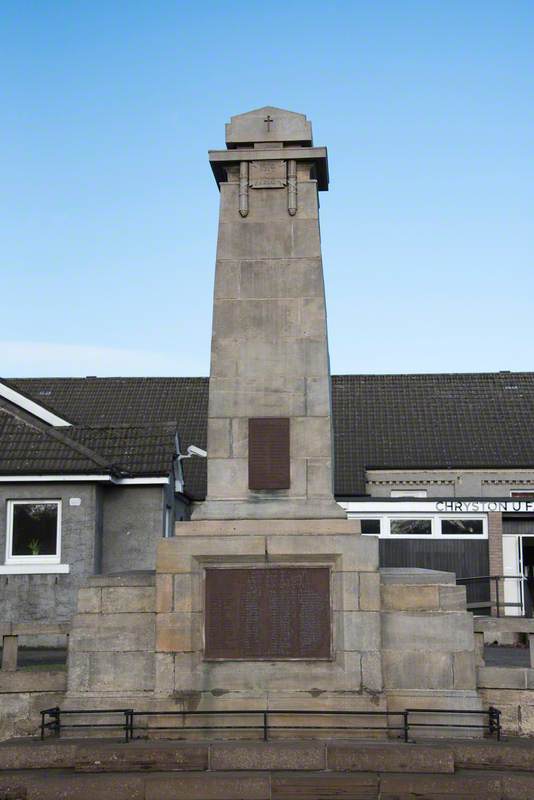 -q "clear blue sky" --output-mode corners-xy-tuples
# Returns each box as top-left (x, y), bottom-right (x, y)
(1, 1), (533, 378)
